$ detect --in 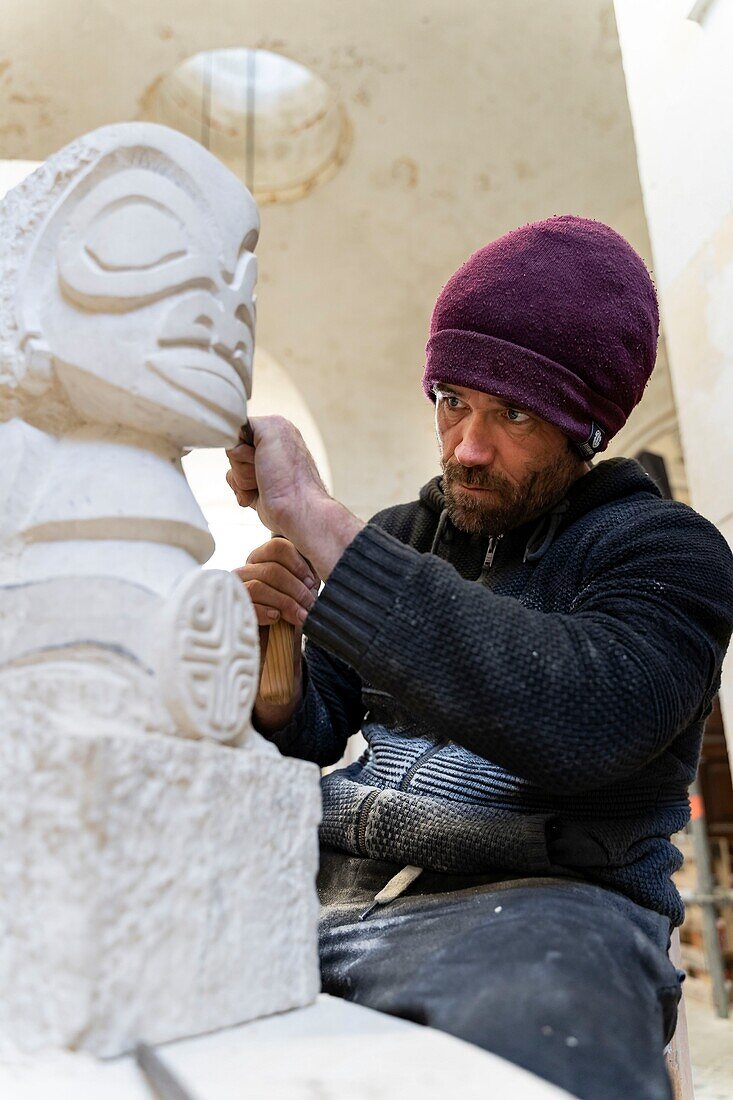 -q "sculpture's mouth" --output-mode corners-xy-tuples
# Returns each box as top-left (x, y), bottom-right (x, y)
(154, 285), (255, 400)
(147, 344), (249, 427)
(155, 338), (252, 394)
(148, 287), (254, 436)
(208, 342), (251, 393)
